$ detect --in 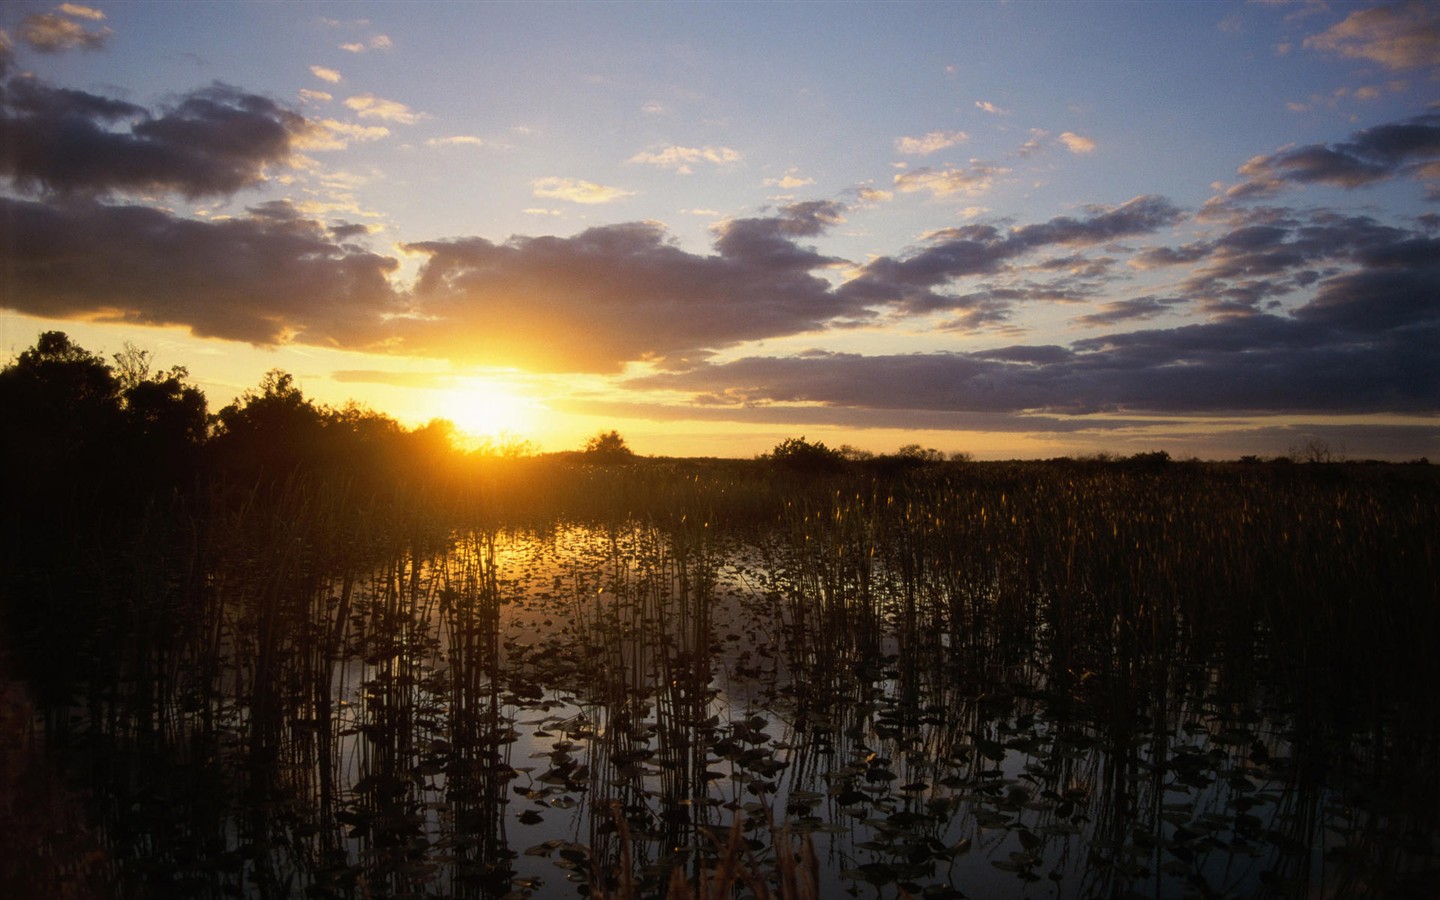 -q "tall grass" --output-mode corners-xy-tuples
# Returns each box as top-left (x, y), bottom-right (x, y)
(3, 459), (1436, 897)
